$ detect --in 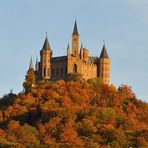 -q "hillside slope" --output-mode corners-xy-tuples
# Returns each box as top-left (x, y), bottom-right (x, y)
(0, 80), (148, 147)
